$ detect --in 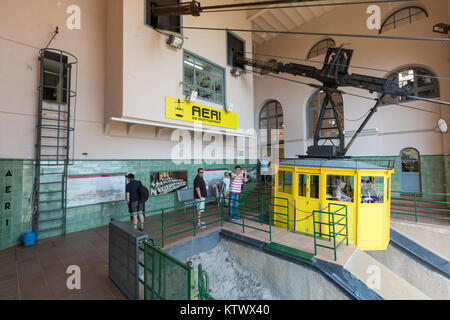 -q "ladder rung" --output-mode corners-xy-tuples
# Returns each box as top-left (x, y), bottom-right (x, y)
(38, 199), (62, 204)
(41, 136), (68, 140)
(39, 208), (63, 214)
(42, 99), (68, 105)
(40, 172), (64, 175)
(39, 181), (63, 185)
(42, 117), (69, 122)
(39, 190), (63, 194)
(39, 217), (64, 223)
(38, 125), (73, 131)
(40, 145), (67, 149)
(42, 108), (68, 114)
(38, 226), (63, 233)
